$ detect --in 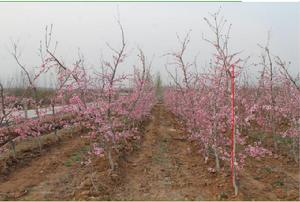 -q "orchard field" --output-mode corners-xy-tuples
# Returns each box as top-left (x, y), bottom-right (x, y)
(0, 9), (299, 201)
